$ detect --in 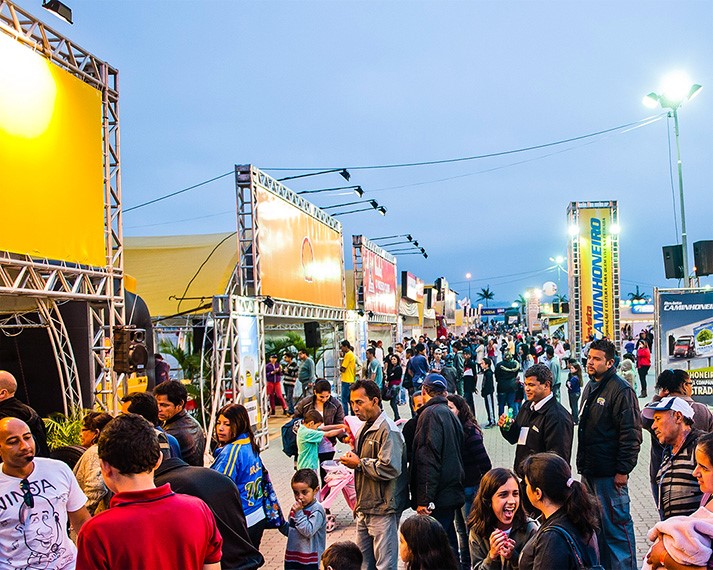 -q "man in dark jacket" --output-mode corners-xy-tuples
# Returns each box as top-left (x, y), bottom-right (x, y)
(0, 371), (49, 457)
(411, 373), (464, 555)
(494, 352), (521, 415)
(578, 339), (642, 570)
(498, 363), (573, 477)
(154, 457), (264, 570)
(154, 380), (206, 466)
